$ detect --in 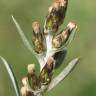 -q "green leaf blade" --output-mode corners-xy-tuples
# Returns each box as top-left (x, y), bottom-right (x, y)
(0, 56), (20, 96)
